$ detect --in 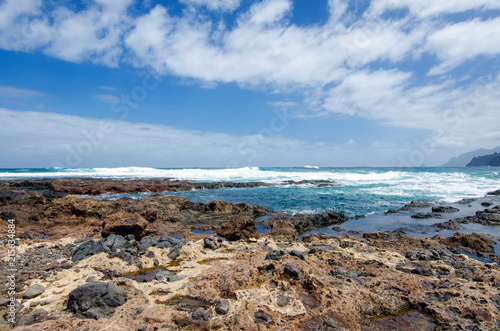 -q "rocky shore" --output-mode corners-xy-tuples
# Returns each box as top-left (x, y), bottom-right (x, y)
(1, 180), (500, 330)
